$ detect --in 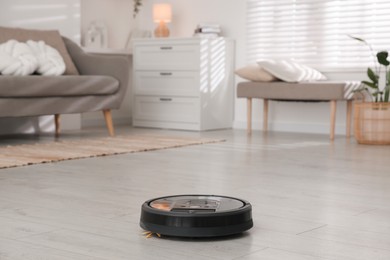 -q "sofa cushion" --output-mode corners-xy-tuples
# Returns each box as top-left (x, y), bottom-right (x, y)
(0, 26), (79, 75)
(237, 81), (348, 100)
(0, 76), (119, 98)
